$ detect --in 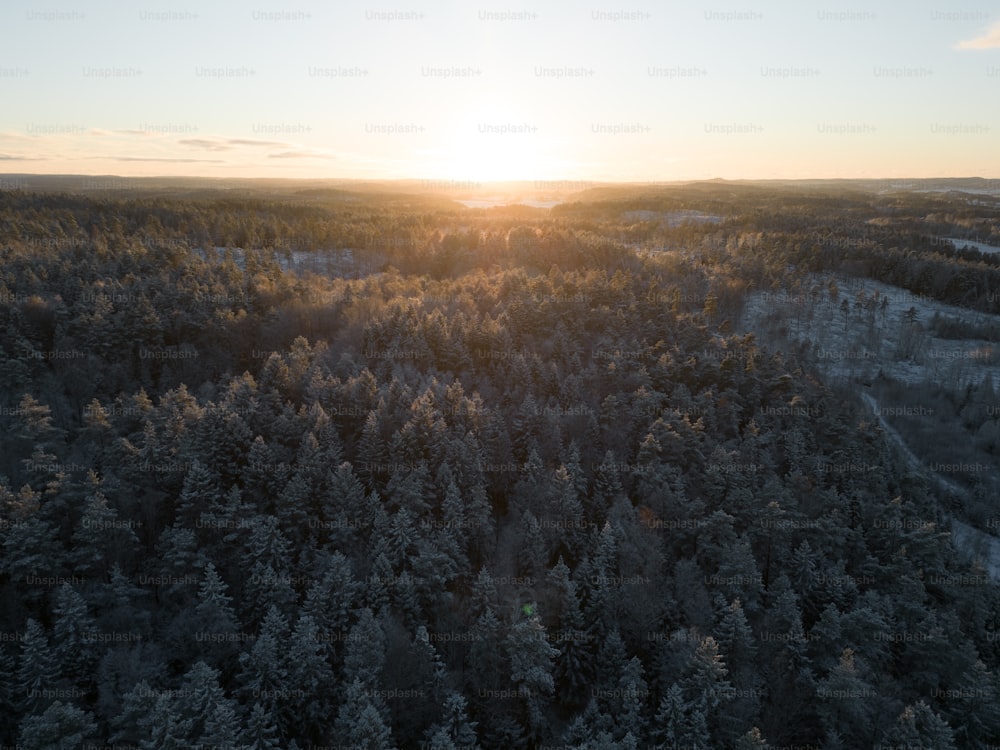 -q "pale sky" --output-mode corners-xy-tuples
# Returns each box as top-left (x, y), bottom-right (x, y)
(1, 0), (998, 182)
